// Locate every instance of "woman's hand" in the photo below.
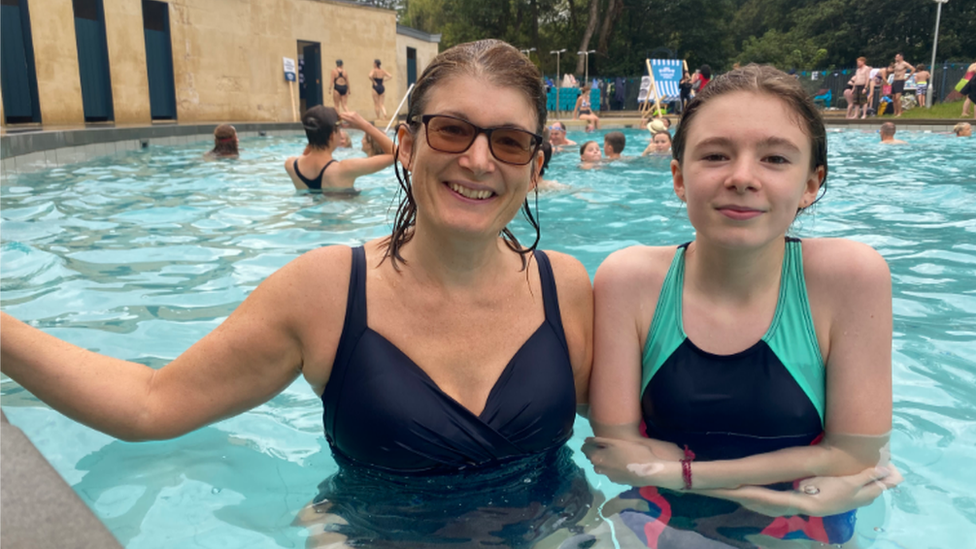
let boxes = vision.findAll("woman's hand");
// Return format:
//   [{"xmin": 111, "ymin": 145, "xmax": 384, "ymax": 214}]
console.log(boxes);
[
  {"xmin": 340, "ymin": 111, "xmax": 368, "ymax": 130},
  {"xmin": 709, "ymin": 465, "xmax": 903, "ymax": 518},
  {"xmin": 582, "ymin": 436, "xmax": 683, "ymax": 489}
]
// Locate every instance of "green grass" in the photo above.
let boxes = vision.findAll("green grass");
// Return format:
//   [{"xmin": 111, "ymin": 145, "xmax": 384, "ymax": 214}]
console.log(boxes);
[{"xmin": 898, "ymin": 100, "xmax": 972, "ymax": 119}]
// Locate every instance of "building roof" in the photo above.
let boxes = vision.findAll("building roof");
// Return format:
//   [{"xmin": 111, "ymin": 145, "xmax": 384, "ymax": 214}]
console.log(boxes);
[{"xmin": 396, "ymin": 24, "xmax": 441, "ymax": 43}]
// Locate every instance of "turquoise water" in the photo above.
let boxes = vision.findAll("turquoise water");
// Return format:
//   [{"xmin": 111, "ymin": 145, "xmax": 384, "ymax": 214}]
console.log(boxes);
[{"xmin": 1, "ymin": 128, "xmax": 974, "ymax": 547}]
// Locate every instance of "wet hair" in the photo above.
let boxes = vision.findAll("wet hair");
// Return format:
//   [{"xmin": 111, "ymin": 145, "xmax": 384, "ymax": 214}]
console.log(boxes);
[
  {"xmin": 953, "ymin": 122, "xmax": 971, "ymax": 136},
  {"xmin": 604, "ymin": 131, "xmax": 626, "ymax": 154},
  {"xmin": 362, "ymin": 133, "xmax": 383, "ymax": 156},
  {"xmin": 374, "ymin": 59, "xmax": 381, "ymax": 67},
  {"xmin": 386, "ymin": 39, "xmax": 547, "ymax": 270},
  {"xmin": 880, "ymin": 122, "xmax": 896, "ymax": 136},
  {"xmin": 673, "ymin": 64, "xmax": 828, "ymax": 209},
  {"xmin": 209, "ymin": 124, "xmax": 239, "ymax": 157},
  {"xmin": 580, "ymin": 140, "xmax": 598, "ymax": 157},
  {"xmin": 302, "ymin": 106, "xmax": 340, "ymax": 149},
  {"xmin": 653, "ymin": 130, "xmax": 672, "ymax": 144},
  {"xmin": 336, "ymin": 59, "xmax": 343, "ymax": 67},
  {"xmin": 540, "ymin": 131, "xmax": 553, "ymax": 177},
  {"xmin": 700, "ymin": 65, "xmax": 712, "ymax": 79}
]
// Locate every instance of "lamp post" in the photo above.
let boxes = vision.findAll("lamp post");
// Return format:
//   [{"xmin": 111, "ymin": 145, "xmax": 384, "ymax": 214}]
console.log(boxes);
[
  {"xmin": 550, "ymin": 49, "xmax": 566, "ymax": 117},
  {"xmin": 577, "ymin": 49, "xmax": 596, "ymax": 85},
  {"xmin": 520, "ymin": 48, "xmax": 536, "ymax": 58},
  {"xmin": 927, "ymin": 0, "xmax": 949, "ymax": 108}
]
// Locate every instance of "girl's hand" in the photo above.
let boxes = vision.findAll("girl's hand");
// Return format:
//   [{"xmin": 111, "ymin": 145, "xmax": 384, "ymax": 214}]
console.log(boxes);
[
  {"xmin": 339, "ymin": 111, "xmax": 366, "ymax": 129},
  {"xmin": 582, "ymin": 436, "xmax": 683, "ymax": 489}
]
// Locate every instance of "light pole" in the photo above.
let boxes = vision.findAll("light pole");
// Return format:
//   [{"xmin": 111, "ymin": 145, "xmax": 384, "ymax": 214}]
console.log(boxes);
[
  {"xmin": 520, "ymin": 48, "xmax": 536, "ymax": 58},
  {"xmin": 577, "ymin": 49, "xmax": 596, "ymax": 85},
  {"xmin": 927, "ymin": 0, "xmax": 949, "ymax": 108},
  {"xmin": 550, "ymin": 49, "xmax": 566, "ymax": 117}
]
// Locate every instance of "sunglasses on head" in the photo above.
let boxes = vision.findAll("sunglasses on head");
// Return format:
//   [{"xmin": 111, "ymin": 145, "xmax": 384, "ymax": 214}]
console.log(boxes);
[{"xmin": 413, "ymin": 114, "xmax": 542, "ymax": 166}]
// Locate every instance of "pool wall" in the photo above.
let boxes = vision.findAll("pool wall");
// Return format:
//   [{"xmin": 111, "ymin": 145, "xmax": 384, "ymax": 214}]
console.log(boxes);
[
  {"xmin": 1, "ymin": 122, "xmax": 304, "ymax": 178},
  {"xmin": 1, "ymin": 411, "xmax": 123, "ymax": 548}
]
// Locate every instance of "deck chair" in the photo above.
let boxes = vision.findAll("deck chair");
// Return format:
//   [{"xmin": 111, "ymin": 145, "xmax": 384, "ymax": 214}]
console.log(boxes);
[
  {"xmin": 813, "ymin": 88, "xmax": 832, "ymax": 109},
  {"xmin": 640, "ymin": 59, "xmax": 684, "ymax": 117}
]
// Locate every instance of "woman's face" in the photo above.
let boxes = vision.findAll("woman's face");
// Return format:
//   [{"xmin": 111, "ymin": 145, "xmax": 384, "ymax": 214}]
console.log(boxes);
[
  {"xmin": 652, "ymin": 133, "xmax": 671, "ymax": 153},
  {"xmin": 397, "ymin": 75, "xmax": 542, "ymax": 240},
  {"xmin": 581, "ymin": 142, "xmax": 602, "ymax": 162},
  {"xmin": 671, "ymin": 92, "xmax": 822, "ymax": 249}
]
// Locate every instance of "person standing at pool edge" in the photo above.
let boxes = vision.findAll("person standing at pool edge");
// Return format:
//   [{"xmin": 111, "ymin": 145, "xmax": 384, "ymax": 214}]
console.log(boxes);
[
  {"xmin": 284, "ymin": 106, "xmax": 394, "ymax": 191},
  {"xmin": 585, "ymin": 64, "xmax": 899, "ymax": 547},
  {"xmin": 368, "ymin": 59, "xmax": 392, "ymax": 121},
  {"xmin": 891, "ymin": 53, "xmax": 915, "ymax": 117},
  {"xmin": 329, "ymin": 60, "xmax": 350, "ymax": 114},
  {"xmin": 0, "ymin": 39, "xmax": 594, "ymax": 547}
]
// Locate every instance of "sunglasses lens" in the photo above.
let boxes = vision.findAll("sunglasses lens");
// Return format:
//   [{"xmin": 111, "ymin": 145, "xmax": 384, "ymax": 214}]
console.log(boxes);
[
  {"xmin": 426, "ymin": 117, "xmax": 476, "ymax": 153},
  {"xmin": 490, "ymin": 130, "xmax": 537, "ymax": 164}
]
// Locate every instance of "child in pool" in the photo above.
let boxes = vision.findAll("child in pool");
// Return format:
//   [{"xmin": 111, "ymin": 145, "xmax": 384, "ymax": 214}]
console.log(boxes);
[{"xmin": 579, "ymin": 140, "xmax": 602, "ymax": 170}]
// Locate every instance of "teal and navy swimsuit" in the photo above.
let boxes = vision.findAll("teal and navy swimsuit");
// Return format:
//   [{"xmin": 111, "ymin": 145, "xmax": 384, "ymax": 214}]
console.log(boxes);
[{"xmin": 620, "ymin": 238, "xmax": 856, "ymax": 548}]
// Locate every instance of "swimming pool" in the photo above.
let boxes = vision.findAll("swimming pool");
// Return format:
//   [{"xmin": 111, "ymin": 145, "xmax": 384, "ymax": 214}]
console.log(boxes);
[{"xmin": 2, "ymin": 127, "xmax": 974, "ymax": 547}]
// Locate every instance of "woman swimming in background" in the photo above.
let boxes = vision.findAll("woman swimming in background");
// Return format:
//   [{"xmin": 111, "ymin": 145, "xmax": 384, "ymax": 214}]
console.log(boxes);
[
  {"xmin": 284, "ymin": 106, "xmax": 393, "ymax": 192},
  {"xmin": 641, "ymin": 130, "xmax": 671, "ymax": 156},
  {"xmin": 579, "ymin": 139, "xmax": 602, "ymax": 170},
  {"xmin": 360, "ymin": 131, "xmax": 385, "ymax": 156},
  {"xmin": 574, "ymin": 84, "xmax": 600, "ymax": 130},
  {"xmin": 584, "ymin": 64, "xmax": 900, "ymax": 548},
  {"xmin": 204, "ymin": 124, "xmax": 239, "ymax": 159},
  {"xmin": 368, "ymin": 59, "xmax": 393, "ymax": 121},
  {"xmin": 330, "ymin": 60, "xmax": 350, "ymax": 114},
  {"xmin": 0, "ymin": 39, "xmax": 594, "ymax": 548}
]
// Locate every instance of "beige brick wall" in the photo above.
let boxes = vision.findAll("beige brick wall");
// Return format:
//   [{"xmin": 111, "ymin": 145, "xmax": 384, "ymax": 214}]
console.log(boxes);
[
  {"xmin": 103, "ymin": 0, "xmax": 151, "ymax": 124},
  {"xmin": 28, "ymin": 0, "xmax": 85, "ymax": 125},
  {"xmin": 395, "ymin": 33, "xmax": 440, "ymax": 116}
]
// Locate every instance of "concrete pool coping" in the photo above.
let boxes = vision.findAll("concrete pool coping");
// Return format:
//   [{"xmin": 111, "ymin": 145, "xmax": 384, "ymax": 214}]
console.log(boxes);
[
  {"xmin": 1, "ymin": 410, "xmax": 124, "ymax": 548},
  {"xmin": 2, "ymin": 117, "xmax": 969, "ymax": 177}
]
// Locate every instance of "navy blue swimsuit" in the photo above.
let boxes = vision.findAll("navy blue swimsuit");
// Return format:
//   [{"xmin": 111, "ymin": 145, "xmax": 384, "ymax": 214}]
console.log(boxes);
[
  {"xmin": 321, "ymin": 246, "xmax": 577, "ymax": 473},
  {"xmin": 293, "ymin": 158, "xmax": 336, "ymax": 190}
]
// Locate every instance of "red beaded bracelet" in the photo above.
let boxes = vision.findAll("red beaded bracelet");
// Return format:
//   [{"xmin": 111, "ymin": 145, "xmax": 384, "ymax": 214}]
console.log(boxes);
[{"xmin": 681, "ymin": 445, "xmax": 696, "ymax": 490}]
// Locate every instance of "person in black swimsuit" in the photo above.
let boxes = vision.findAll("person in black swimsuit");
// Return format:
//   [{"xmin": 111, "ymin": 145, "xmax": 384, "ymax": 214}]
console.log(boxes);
[
  {"xmin": 0, "ymin": 39, "xmax": 594, "ymax": 547},
  {"xmin": 368, "ymin": 59, "xmax": 393, "ymax": 121},
  {"xmin": 330, "ymin": 59, "xmax": 350, "ymax": 113},
  {"xmin": 284, "ymin": 106, "xmax": 394, "ymax": 192}
]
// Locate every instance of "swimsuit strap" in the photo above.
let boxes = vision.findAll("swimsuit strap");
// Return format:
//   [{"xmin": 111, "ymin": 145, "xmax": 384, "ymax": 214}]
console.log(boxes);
[
  {"xmin": 640, "ymin": 243, "xmax": 690, "ymax": 391},
  {"xmin": 533, "ymin": 250, "xmax": 569, "ymax": 354},
  {"xmin": 324, "ymin": 246, "xmax": 368, "ymax": 438}
]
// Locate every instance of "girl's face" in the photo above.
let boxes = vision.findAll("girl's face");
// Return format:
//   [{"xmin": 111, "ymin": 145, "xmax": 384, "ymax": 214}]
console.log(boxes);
[
  {"xmin": 652, "ymin": 133, "xmax": 671, "ymax": 153},
  {"xmin": 671, "ymin": 92, "xmax": 822, "ymax": 249},
  {"xmin": 581, "ymin": 142, "xmax": 602, "ymax": 162},
  {"xmin": 397, "ymin": 75, "xmax": 542, "ymax": 240}
]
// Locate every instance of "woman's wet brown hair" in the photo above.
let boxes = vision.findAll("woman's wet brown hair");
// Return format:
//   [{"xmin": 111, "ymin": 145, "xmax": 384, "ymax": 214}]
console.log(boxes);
[
  {"xmin": 385, "ymin": 39, "xmax": 547, "ymax": 270},
  {"xmin": 210, "ymin": 124, "xmax": 239, "ymax": 157},
  {"xmin": 672, "ymin": 64, "xmax": 828, "ymax": 207}
]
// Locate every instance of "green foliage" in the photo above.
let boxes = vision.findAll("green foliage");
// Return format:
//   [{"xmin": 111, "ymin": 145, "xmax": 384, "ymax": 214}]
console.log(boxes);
[{"xmin": 396, "ymin": 0, "xmax": 976, "ymax": 76}]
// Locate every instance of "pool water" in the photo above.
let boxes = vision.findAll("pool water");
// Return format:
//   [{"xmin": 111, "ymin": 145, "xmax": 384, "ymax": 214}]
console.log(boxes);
[{"xmin": 1, "ymin": 128, "xmax": 974, "ymax": 548}]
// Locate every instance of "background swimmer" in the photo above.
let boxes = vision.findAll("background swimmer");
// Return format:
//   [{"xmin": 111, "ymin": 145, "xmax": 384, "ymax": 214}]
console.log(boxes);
[
  {"xmin": 642, "ymin": 130, "xmax": 672, "ymax": 156},
  {"xmin": 204, "ymin": 124, "xmax": 239, "ymax": 159},
  {"xmin": 548, "ymin": 121, "xmax": 577, "ymax": 152},
  {"xmin": 603, "ymin": 131, "xmax": 626, "ymax": 160},
  {"xmin": 879, "ymin": 122, "xmax": 907, "ymax": 145},
  {"xmin": 579, "ymin": 140, "xmax": 602, "ymax": 169}
]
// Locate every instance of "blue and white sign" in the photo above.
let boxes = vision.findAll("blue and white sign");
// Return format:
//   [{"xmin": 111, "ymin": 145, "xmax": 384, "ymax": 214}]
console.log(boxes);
[
  {"xmin": 283, "ymin": 57, "xmax": 297, "ymax": 82},
  {"xmin": 648, "ymin": 59, "xmax": 683, "ymax": 101}
]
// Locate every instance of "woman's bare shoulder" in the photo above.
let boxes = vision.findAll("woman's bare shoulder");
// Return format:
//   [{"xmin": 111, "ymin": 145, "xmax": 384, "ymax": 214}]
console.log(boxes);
[
  {"xmin": 801, "ymin": 238, "xmax": 890, "ymax": 286},
  {"xmin": 595, "ymin": 245, "xmax": 678, "ymax": 290}
]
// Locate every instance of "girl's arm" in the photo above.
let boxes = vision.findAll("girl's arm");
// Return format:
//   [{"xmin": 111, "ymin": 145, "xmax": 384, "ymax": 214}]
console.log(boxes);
[
  {"xmin": 340, "ymin": 111, "xmax": 393, "ymax": 155},
  {"xmin": 586, "ymin": 240, "xmax": 893, "ymax": 491}
]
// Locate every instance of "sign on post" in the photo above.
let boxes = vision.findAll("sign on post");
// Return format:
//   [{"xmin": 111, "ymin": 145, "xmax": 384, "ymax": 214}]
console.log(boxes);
[{"xmin": 283, "ymin": 57, "xmax": 297, "ymax": 82}]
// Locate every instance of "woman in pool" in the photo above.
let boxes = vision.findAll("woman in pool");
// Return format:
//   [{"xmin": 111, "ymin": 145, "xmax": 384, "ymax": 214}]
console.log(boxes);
[
  {"xmin": 642, "ymin": 130, "xmax": 672, "ymax": 156},
  {"xmin": 0, "ymin": 39, "xmax": 593, "ymax": 547},
  {"xmin": 574, "ymin": 84, "xmax": 600, "ymax": 130},
  {"xmin": 330, "ymin": 59, "xmax": 350, "ymax": 114},
  {"xmin": 368, "ymin": 59, "xmax": 393, "ymax": 121},
  {"xmin": 204, "ymin": 124, "xmax": 239, "ymax": 159},
  {"xmin": 584, "ymin": 65, "xmax": 899, "ymax": 547},
  {"xmin": 284, "ymin": 106, "xmax": 393, "ymax": 192},
  {"xmin": 579, "ymin": 139, "xmax": 602, "ymax": 169}
]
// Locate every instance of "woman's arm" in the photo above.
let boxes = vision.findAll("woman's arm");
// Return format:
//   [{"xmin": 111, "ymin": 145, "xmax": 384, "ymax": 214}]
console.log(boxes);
[
  {"xmin": 0, "ymin": 246, "xmax": 352, "ymax": 441},
  {"xmin": 341, "ymin": 111, "xmax": 393, "ymax": 154},
  {"xmin": 545, "ymin": 251, "xmax": 593, "ymax": 412}
]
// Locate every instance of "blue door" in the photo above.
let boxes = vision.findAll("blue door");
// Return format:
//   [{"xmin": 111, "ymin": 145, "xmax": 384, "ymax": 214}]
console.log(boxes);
[
  {"xmin": 1, "ymin": 0, "xmax": 41, "ymax": 123},
  {"xmin": 142, "ymin": 0, "xmax": 176, "ymax": 119},
  {"xmin": 407, "ymin": 47, "xmax": 417, "ymax": 103},
  {"xmin": 302, "ymin": 44, "xmax": 322, "ymax": 108},
  {"xmin": 74, "ymin": 0, "xmax": 114, "ymax": 121}
]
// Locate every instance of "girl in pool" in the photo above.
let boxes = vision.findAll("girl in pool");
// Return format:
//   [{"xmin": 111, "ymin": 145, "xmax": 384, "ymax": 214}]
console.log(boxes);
[
  {"xmin": 284, "ymin": 107, "xmax": 393, "ymax": 192},
  {"xmin": 574, "ymin": 84, "xmax": 600, "ymax": 130},
  {"xmin": 0, "ymin": 39, "xmax": 594, "ymax": 547},
  {"xmin": 584, "ymin": 64, "xmax": 899, "ymax": 548},
  {"xmin": 204, "ymin": 124, "xmax": 239, "ymax": 159},
  {"xmin": 642, "ymin": 130, "xmax": 672, "ymax": 156},
  {"xmin": 368, "ymin": 59, "xmax": 393, "ymax": 121},
  {"xmin": 579, "ymin": 139, "xmax": 602, "ymax": 170}
]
